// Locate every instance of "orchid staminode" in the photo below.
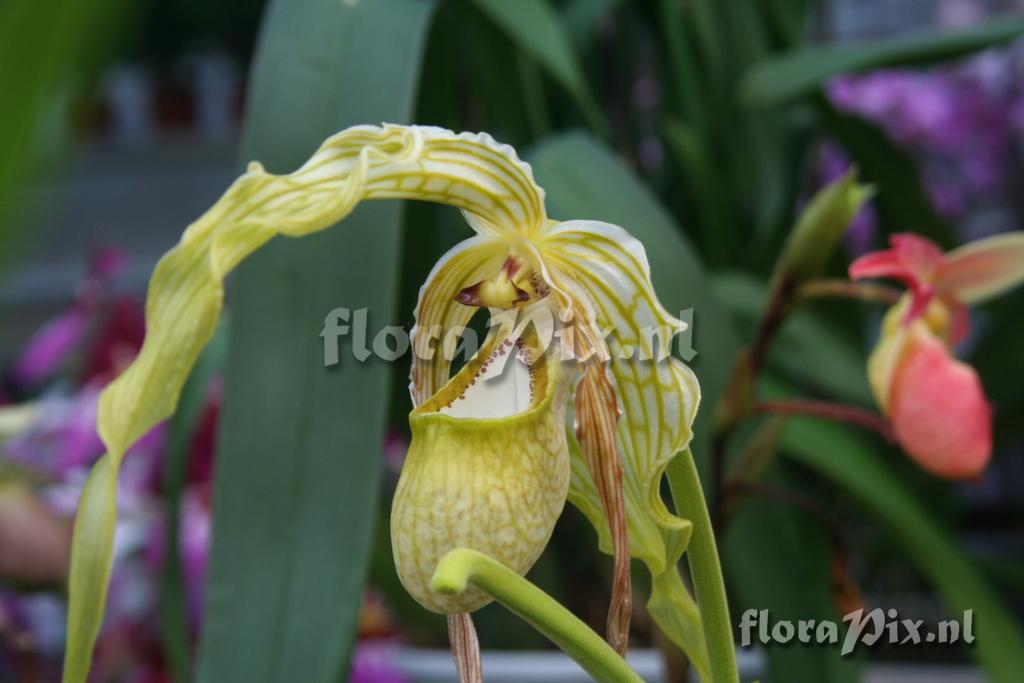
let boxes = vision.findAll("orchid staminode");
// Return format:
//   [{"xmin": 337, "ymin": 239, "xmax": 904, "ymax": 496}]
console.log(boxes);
[
  {"xmin": 62, "ymin": 125, "xmax": 710, "ymax": 682},
  {"xmin": 849, "ymin": 232, "xmax": 1024, "ymax": 479}
]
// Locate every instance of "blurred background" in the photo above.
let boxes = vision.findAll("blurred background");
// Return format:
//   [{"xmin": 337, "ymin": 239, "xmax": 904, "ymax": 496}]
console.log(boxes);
[{"xmin": 2, "ymin": 0, "xmax": 1024, "ymax": 682}]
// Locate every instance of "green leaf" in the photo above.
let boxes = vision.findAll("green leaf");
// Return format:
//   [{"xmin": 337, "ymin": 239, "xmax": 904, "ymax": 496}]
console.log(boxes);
[
  {"xmin": 770, "ymin": 382, "xmax": 1024, "ymax": 683},
  {"xmin": 470, "ymin": 0, "xmax": 606, "ymax": 132},
  {"xmin": 0, "ymin": 0, "xmax": 133, "ymax": 259},
  {"xmin": 159, "ymin": 321, "xmax": 229, "ymax": 683},
  {"xmin": 562, "ymin": 0, "xmax": 623, "ymax": 46},
  {"xmin": 742, "ymin": 17, "xmax": 1024, "ymax": 106},
  {"xmin": 723, "ymin": 461, "xmax": 862, "ymax": 683},
  {"xmin": 657, "ymin": 0, "xmax": 709, "ymax": 130},
  {"xmin": 193, "ymin": 2, "xmax": 435, "ymax": 683},
  {"xmin": 663, "ymin": 119, "xmax": 735, "ymax": 266}
]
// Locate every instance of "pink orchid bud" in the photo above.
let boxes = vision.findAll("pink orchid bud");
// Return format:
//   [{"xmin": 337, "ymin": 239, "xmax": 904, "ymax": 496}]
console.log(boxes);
[{"xmin": 887, "ymin": 327, "xmax": 991, "ymax": 480}]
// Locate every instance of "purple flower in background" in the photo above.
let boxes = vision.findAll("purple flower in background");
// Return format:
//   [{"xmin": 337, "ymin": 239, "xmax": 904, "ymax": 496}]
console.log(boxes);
[
  {"xmin": 348, "ymin": 641, "xmax": 406, "ymax": 683},
  {"xmin": 11, "ymin": 308, "xmax": 93, "ymax": 387},
  {"xmin": 381, "ymin": 430, "xmax": 409, "ymax": 473},
  {"xmin": 824, "ymin": 37, "xmax": 1024, "ymax": 230},
  {"xmin": 10, "ymin": 248, "xmax": 127, "ymax": 388},
  {"xmin": 180, "ymin": 486, "xmax": 211, "ymax": 626},
  {"xmin": 4, "ymin": 383, "xmax": 105, "ymax": 475}
]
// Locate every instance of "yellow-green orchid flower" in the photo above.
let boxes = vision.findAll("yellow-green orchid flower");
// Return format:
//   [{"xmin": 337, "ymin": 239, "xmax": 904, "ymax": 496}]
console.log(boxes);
[{"xmin": 62, "ymin": 124, "xmax": 708, "ymax": 682}]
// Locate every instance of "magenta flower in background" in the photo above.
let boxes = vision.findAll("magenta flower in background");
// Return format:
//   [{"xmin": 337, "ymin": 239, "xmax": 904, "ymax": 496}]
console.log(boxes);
[
  {"xmin": 11, "ymin": 308, "xmax": 93, "ymax": 387},
  {"xmin": 10, "ymin": 247, "xmax": 128, "ymax": 388},
  {"xmin": 348, "ymin": 641, "xmax": 406, "ymax": 683},
  {"xmin": 4, "ymin": 382, "xmax": 104, "ymax": 476},
  {"xmin": 824, "ymin": 37, "xmax": 1024, "ymax": 232}
]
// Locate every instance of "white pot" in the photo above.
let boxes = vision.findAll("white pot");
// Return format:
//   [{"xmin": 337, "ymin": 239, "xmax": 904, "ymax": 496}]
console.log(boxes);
[{"xmin": 391, "ymin": 646, "xmax": 764, "ymax": 682}]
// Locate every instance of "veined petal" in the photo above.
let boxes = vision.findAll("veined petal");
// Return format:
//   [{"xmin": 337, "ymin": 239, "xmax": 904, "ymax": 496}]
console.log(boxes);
[
  {"xmin": 936, "ymin": 231, "xmax": 1024, "ymax": 305},
  {"xmin": 567, "ymin": 434, "xmax": 709, "ymax": 675},
  {"xmin": 542, "ymin": 219, "xmax": 699, "ymax": 526},
  {"xmin": 540, "ymin": 219, "xmax": 704, "ymax": 665},
  {"xmin": 99, "ymin": 124, "xmax": 545, "ymax": 466},
  {"xmin": 410, "ymin": 235, "xmax": 507, "ymax": 405},
  {"xmin": 67, "ymin": 124, "xmax": 547, "ymax": 683}
]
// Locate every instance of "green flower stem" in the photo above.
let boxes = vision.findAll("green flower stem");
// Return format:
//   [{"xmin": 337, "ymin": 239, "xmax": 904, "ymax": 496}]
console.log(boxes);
[
  {"xmin": 431, "ymin": 548, "xmax": 644, "ymax": 683},
  {"xmin": 666, "ymin": 451, "xmax": 739, "ymax": 683}
]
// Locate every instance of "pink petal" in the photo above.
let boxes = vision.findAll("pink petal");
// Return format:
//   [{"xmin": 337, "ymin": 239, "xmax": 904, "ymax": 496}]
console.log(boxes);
[
  {"xmin": 849, "ymin": 249, "xmax": 915, "ymax": 282},
  {"xmin": 889, "ymin": 233, "xmax": 945, "ymax": 275},
  {"xmin": 12, "ymin": 307, "xmax": 91, "ymax": 385},
  {"xmin": 850, "ymin": 233, "xmax": 947, "ymax": 325},
  {"xmin": 90, "ymin": 247, "xmax": 128, "ymax": 281},
  {"xmin": 935, "ymin": 232, "xmax": 1024, "ymax": 305},
  {"xmin": 888, "ymin": 329, "xmax": 991, "ymax": 480}
]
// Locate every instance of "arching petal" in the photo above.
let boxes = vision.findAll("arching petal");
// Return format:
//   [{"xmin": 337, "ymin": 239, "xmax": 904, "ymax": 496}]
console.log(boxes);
[
  {"xmin": 99, "ymin": 125, "xmax": 543, "ymax": 465},
  {"xmin": 65, "ymin": 125, "xmax": 545, "ymax": 682},
  {"xmin": 409, "ymin": 235, "xmax": 506, "ymax": 405},
  {"xmin": 936, "ymin": 232, "xmax": 1024, "ymax": 305}
]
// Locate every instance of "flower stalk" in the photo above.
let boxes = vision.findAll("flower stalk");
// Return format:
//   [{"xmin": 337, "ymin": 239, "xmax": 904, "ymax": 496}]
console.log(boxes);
[
  {"xmin": 796, "ymin": 278, "xmax": 901, "ymax": 305},
  {"xmin": 666, "ymin": 451, "xmax": 738, "ymax": 683},
  {"xmin": 752, "ymin": 399, "xmax": 895, "ymax": 444},
  {"xmin": 432, "ymin": 548, "xmax": 645, "ymax": 683}
]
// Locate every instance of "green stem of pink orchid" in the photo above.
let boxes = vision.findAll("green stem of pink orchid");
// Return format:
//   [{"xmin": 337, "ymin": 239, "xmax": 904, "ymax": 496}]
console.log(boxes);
[{"xmin": 667, "ymin": 450, "xmax": 739, "ymax": 683}]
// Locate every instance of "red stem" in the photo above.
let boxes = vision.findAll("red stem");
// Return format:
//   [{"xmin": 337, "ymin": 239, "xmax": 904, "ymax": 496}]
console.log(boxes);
[{"xmin": 752, "ymin": 399, "xmax": 895, "ymax": 444}]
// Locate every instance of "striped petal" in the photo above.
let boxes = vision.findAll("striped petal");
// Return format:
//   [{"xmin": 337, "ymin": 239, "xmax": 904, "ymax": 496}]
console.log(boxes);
[
  {"xmin": 539, "ymin": 219, "xmax": 705, "ymax": 667},
  {"xmin": 63, "ymin": 124, "xmax": 548, "ymax": 683},
  {"xmin": 936, "ymin": 232, "xmax": 1024, "ymax": 305},
  {"xmin": 409, "ymin": 235, "xmax": 507, "ymax": 405}
]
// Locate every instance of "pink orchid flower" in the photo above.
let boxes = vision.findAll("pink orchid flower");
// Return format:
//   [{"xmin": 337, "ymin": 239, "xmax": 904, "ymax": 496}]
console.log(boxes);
[
  {"xmin": 849, "ymin": 232, "xmax": 1024, "ymax": 479},
  {"xmin": 11, "ymin": 248, "xmax": 128, "ymax": 388}
]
